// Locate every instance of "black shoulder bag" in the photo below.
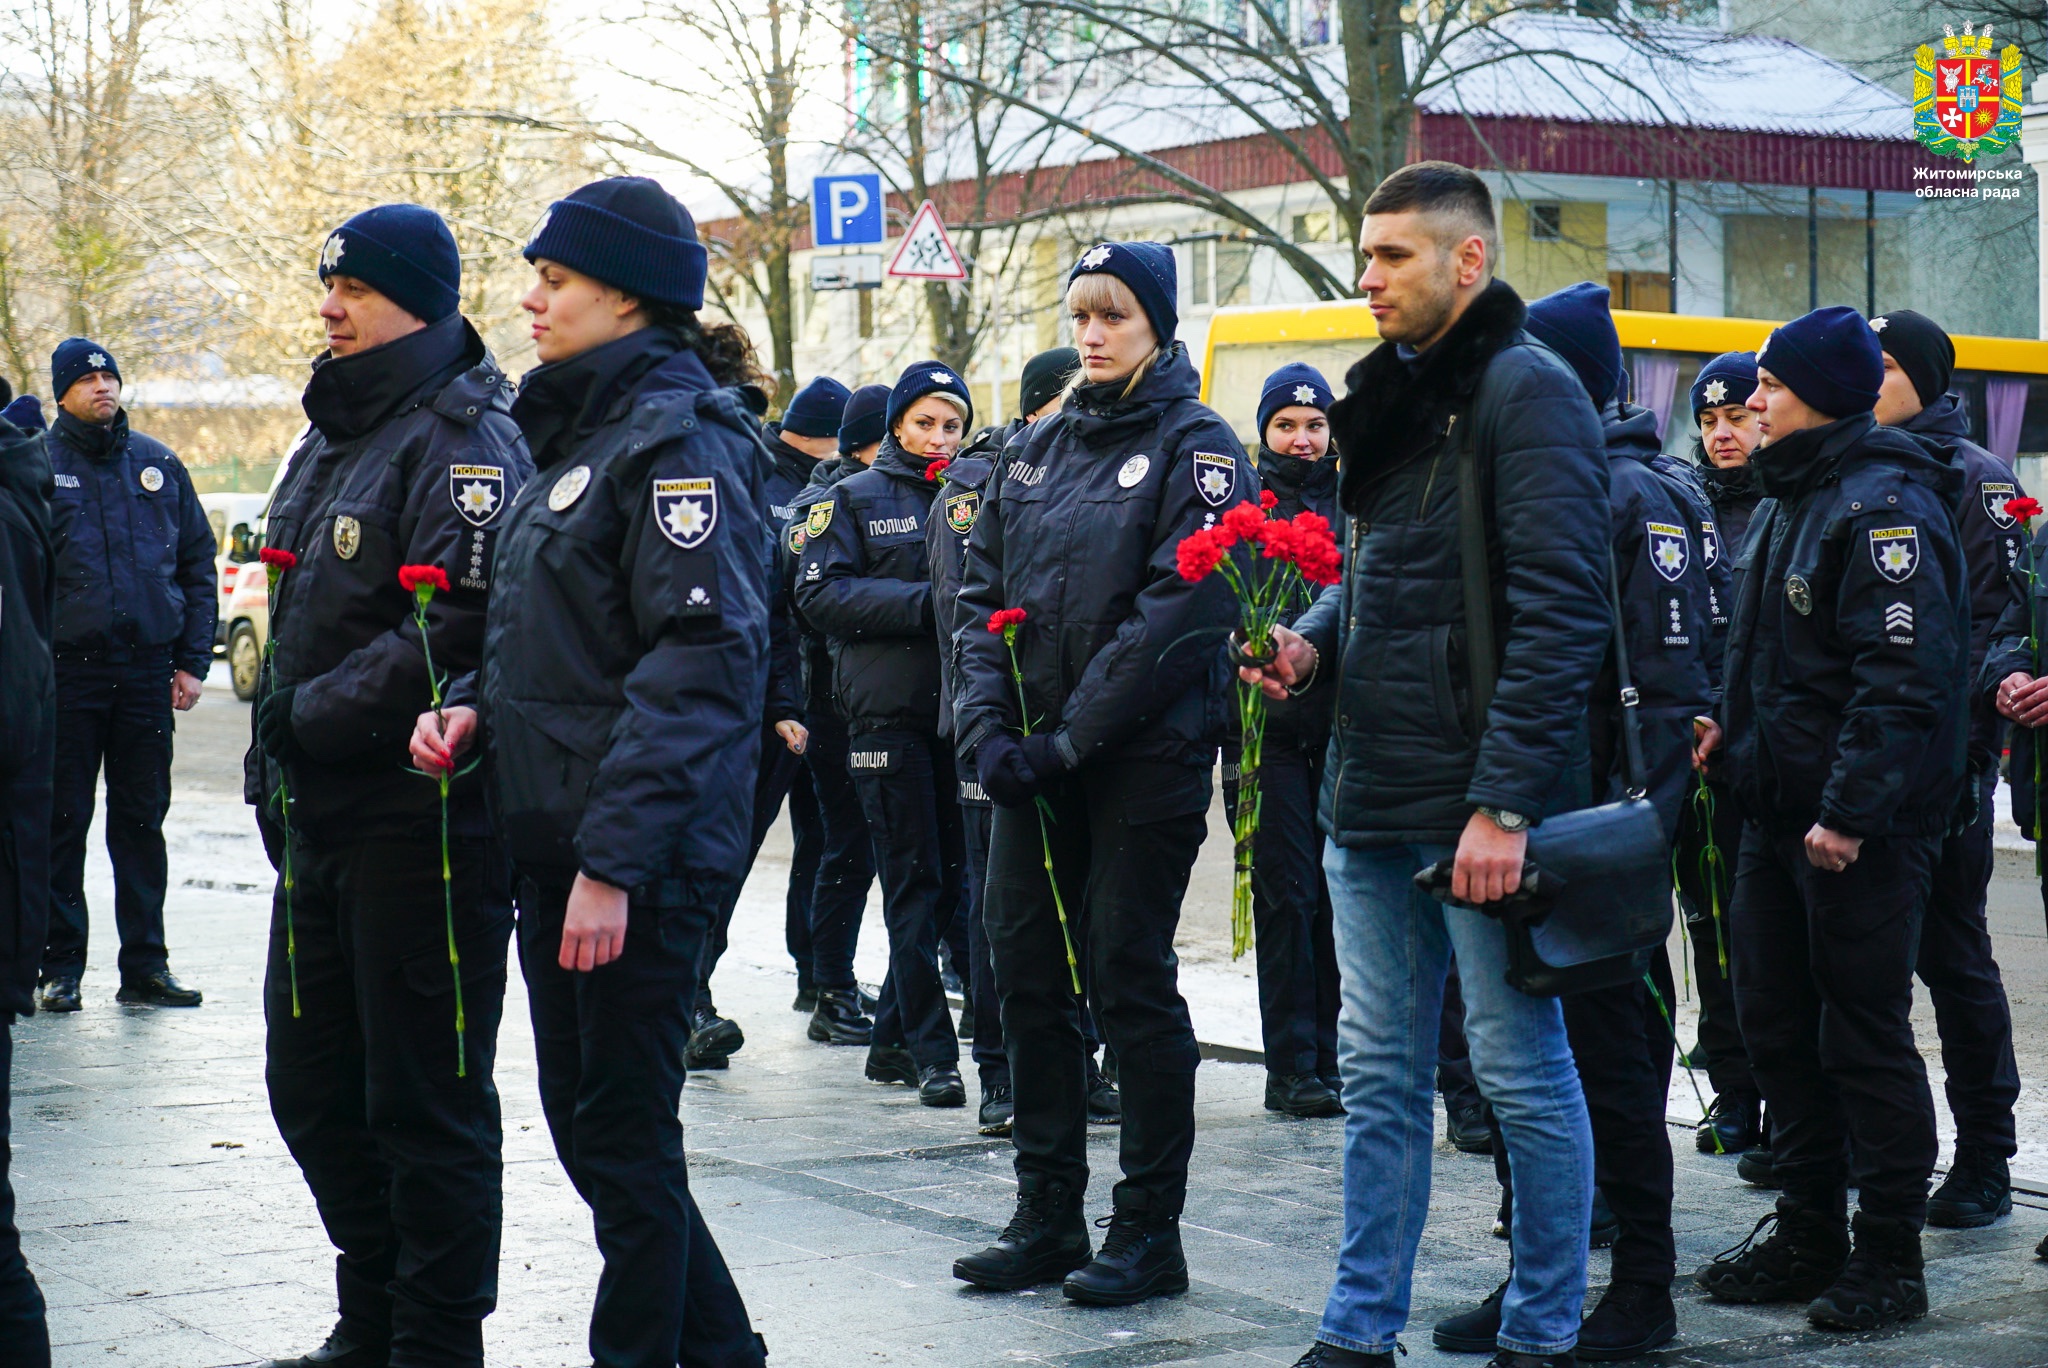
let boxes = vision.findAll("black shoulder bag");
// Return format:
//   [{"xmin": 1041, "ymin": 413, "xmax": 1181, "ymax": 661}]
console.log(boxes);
[{"xmin": 1417, "ymin": 404, "xmax": 1674, "ymax": 997}]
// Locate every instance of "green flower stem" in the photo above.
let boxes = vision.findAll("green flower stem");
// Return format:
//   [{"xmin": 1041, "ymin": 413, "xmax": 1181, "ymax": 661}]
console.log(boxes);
[
  {"xmin": 413, "ymin": 585, "xmax": 467, "ymax": 1077},
  {"xmin": 1643, "ymin": 971, "xmax": 1721, "ymax": 1154},
  {"xmin": 263, "ymin": 564, "xmax": 301, "ymax": 1019},
  {"xmin": 1004, "ymin": 626, "xmax": 1080, "ymax": 994}
]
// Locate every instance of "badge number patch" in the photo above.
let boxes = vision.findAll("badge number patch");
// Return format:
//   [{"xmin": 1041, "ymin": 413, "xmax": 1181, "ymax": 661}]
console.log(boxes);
[
  {"xmin": 549, "ymin": 465, "xmax": 591, "ymax": 512},
  {"xmin": 1193, "ymin": 451, "xmax": 1235, "ymax": 506},
  {"xmin": 1985, "ymin": 481, "xmax": 2018, "ymax": 528},
  {"xmin": 138, "ymin": 465, "xmax": 163, "ymax": 492},
  {"xmin": 450, "ymin": 464, "xmax": 506, "ymax": 527},
  {"xmin": 1870, "ymin": 526, "xmax": 1920, "ymax": 583},
  {"xmin": 806, "ymin": 500, "xmax": 834, "ymax": 538},
  {"xmin": 1646, "ymin": 522, "xmax": 1688, "ymax": 583},
  {"xmin": 653, "ymin": 477, "xmax": 717, "ymax": 550},
  {"xmin": 945, "ymin": 490, "xmax": 980, "ymax": 534},
  {"xmin": 1885, "ymin": 600, "xmax": 1915, "ymax": 645},
  {"xmin": 333, "ymin": 515, "xmax": 361, "ymax": 560}
]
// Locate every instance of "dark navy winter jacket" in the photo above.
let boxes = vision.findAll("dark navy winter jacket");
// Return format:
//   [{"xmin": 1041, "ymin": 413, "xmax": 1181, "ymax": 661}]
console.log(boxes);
[
  {"xmin": 783, "ymin": 455, "xmax": 865, "ymax": 717},
  {"xmin": 1602, "ymin": 404, "xmax": 1715, "ymax": 835},
  {"xmin": 248, "ymin": 314, "xmax": 530, "ymax": 839},
  {"xmin": 471, "ymin": 331, "xmax": 771, "ymax": 894},
  {"xmin": 955, "ymin": 344, "xmax": 1250, "ymax": 771},
  {"xmin": 1295, "ymin": 281, "xmax": 1612, "ymax": 847},
  {"xmin": 0, "ymin": 417, "xmax": 55, "ymax": 1015},
  {"xmin": 1897, "ymin": 391, "xmax": 2026, "ymax": 776},
  {"xmin": 1645, "ymin": 440, "xmax": 1731, "ymax": 693},
  {"xmin": 1720, "ymin": 412, "xmax": 1968, "ymax": 839},
  {"xmin": 760, "ymin": 425, "xmax": 818, "ymax": 724},
  {"xmin": 930, "ymin": 420, "xmax": 1017, "ymax": 750},
  {"xmin": 796, "ymin": 436, "xmax": 947, "ymax": 734},
  {"xmin": 46, "ymin": 411, "xmax": 216, "ymax": 676},
  {"xmin": 1228, "ymin": 446, "xmax": 1342, "ymax": 757}
]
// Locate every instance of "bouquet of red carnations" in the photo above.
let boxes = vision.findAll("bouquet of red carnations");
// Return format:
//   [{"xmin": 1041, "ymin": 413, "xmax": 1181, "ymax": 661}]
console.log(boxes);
[{"xmin": 1176, "ymin": 494, "xmax": 1341, "ymax": 957}]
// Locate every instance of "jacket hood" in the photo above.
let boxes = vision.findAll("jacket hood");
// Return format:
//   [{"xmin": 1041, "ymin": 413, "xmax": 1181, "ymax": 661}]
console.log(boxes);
[
  {"xmin": 1755, "ymin": 411, "xmax": 1964, "ymax": 506},
  {"xmin": 763, "ymin": 424, "xmax": 821, "ymax": 486},
  {"xmin": 1064, "ymin": 342, "xmax": 1201, "ymax": 450},
  {"xmin": 49, "ymin": 407, "xmax": 127, "ymax": 460},
  {"xmin": 1898, "ymin": 390, "xmax": 1971, "ymax": 443},
  {"xmin": 1330, "ymin": 278, "xmax": 1528, "ymax": 511},
  {"xmin": 512, "ymin": 325, "xmax": 683, "ymax": 468},
  {"xmin": 1258, "ymin": 446, "xmax": 1338, "ymax": 501},
  {"xmin": 304, "ymin": 312, "xmax": 484, "ymax": 444},
  {"xmin": 0, "ymin": 418, "xmax": 49, "ymax": 504},
  {"xmin": 1602, "ymin": 401, "xmax": 1664, "ymax": 465}
]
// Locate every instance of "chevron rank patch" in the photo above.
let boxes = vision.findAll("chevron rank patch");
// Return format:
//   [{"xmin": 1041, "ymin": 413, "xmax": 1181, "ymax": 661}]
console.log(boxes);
[
  {"xmin": 1884, "ymin": 599, "xmax": 1915, "ymax": 646},
  {"xmin": 1870, "ymin": 527, "xmax": 1919, "ymax": 583},
  {"xmin": 1193, "ymin": 451, "xmax": 1236, "ymax": 506}
]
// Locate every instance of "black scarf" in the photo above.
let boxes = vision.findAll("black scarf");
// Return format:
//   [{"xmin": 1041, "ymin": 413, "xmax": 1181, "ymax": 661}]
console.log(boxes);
[
  {"xmin": 1258, "ymin": 446, "xmax": 1338, "ymax": 504},
  {"xmin": 51, "ymin": 408, "xmax": 126, "ymax": 460},
  {"xmin": 302, "ymin": 313, "xmax": 481, "ymax": 444},
  {"xmin": 512, "ymin": 326, "xmax": 680, "ymax": 470}
]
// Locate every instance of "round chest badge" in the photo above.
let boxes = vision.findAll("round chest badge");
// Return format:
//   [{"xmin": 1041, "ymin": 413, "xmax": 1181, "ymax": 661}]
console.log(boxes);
[
  {"xmin": 1117, "ymin": 454, "xmax": 1150, "ymax": 488},
  {"xmin": 138, "ymin": 466, "xmax": 163, "ymax": 492},
  {"xmin": 1786, "ymin": 574, "xmax": 1812, "ymax": 616},
  {"xmin": 332, "ymin": 515, "xmax": 361, "ymax": 560},
  {"xmin": 549, "ymin": 465, "xmax": 592, "ymax": 512}
]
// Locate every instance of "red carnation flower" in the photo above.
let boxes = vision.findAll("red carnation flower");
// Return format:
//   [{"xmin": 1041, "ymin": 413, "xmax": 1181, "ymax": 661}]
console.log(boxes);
[
  {"xmin": 926, "ymin": 458, "xmax": 952, "ymax": 483},
  {"xmin": 398, "ymin": 564, "xmax": 451, "ymax": 596},
  {"xmin": 1288, "ymin": 512, "xmax": 1342, "ymax": 585},
  {"xmin": 1260, "ymin": 490, "xmax": 1278, "ymax": 510},
  {"xmin": 2008, "ymin": 496, "xmax": 2043, "ymax": 523},
  {"xmin": 987, "ymin": 607, "xmax": 1028, "ymax": 633},
  {"xmin": 1176, "ymin": 527, "xmax": 1228, "ymax": 582},
  {"xmin": 1219, "ymin": 501, "xmax": 1267, "ymax": 544},
  {"xmin": 259, "ymin": 547, "xmax": 297, "ymax": 571}
]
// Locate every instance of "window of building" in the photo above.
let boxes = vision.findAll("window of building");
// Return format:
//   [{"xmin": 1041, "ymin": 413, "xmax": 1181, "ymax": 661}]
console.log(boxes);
[
  {"xmin": 1528, "ymin": 202, "xmax": 1563, "ymax": 242},
  {"xmin": 1298, "ymin": 0, "xmax": 1331, "ymax": 45},
  {"xmin": 1292, "ymin": 211, "xmax": 1332, "ymax": 244}
]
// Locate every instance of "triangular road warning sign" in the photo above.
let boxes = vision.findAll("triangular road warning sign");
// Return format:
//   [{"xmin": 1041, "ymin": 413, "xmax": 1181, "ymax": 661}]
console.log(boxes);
[{"xmin": 885, "ymin": 200, "xmax": 968, "ymax": 282}]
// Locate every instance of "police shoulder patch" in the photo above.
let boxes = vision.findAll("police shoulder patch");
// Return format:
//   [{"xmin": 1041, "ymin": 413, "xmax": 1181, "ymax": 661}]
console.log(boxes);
[
  {"xmin": 787, "ymin": 522, "xmax": 808, "ymax": 556},
  {"xmin": 1193, "ymin": 450, "xmax": 1236, "ymax": 507},
  {"xmin": 1699, "ymin": 519, "xmax": 1721, "ymax": 569},
  {"xmin": 806, "ymin": 499, "xmax": 834, "ymax": 537},
  {"xmin": 1646, "ymin": 521, "xmax": 1688, "ymax": 582},
  {"xmin": 945, "ymin": 489, "xmax": 979, "ymax": 535},
  {"xmin": 653, "ymin": 476, "xmax": 717, "ymax": 549},
  {"xmin": 1869, "ymin": 526, "xmax": 1920, "ymax": 583},
  {"xmin": 450, "ymin": 464, "xmax": 506, "ymax": 527},
  {"xmin": 1984, "ymin": 481, "xmax": 2018, "ymax": 529}
]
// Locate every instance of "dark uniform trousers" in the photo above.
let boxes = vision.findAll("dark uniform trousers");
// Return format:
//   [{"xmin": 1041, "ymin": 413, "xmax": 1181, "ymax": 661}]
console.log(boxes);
[
  {"xmin": 47, "ymin": 651, "xmax": 175, "ymax": 981},
  {"xmin": 784, "ymin": 760, "xmax": 823, "ymax": 989},
  {"xmin": 959, "ymin": 798, "xmax": 1009, "ymax": 1087},
  {"xmin": 1222, "ymin": 745, "xmax": 1339, "ymax": 1078},
  {"xmin": 1560, "ymin": 957, "xmax": 1677, "ymax": 1287},
  {"xmin": 801, "ymin": 709, "xmax": 873, "ymax": 992},
  {"xmin": 1674, "ymin": 777, "xmax": 1754, "ymax": 1105},
  {"xmin": 1920, "ymin": 776, "xmax": 2019, "ymax": 1156},
  {"xmin": 0, "ymin": 814, "xmax": 50, "ymax": 1367},
  {"xmin": 264, "ymin": 834, "xmax": 512, "ymax": 1366},
  {"xmin": 853, "ymin": 730, "xmax": 962, "ymax": 1070},
  {"xmin": 986, "ymin": 760, "xmax": 1206, "ymax": 1215},
  {"xmin": 695, "ymin": 722, "xmax": 805, "ymax": 1012},
  {"xmin": 516, "ymin": 874, "xmax": 764, "ymax": 1368},
  {"xmin": 1731, "ymin": 826, "xmax": 1940, "ymax": 1226}
]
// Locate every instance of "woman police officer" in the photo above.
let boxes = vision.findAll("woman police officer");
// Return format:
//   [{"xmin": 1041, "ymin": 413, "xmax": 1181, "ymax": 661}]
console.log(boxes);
[
  {"xmin": 794, "ymin": 362, "xmax": 971, "ymax": 1107},
  {"xmin": 949, "ymin": 241, "xmax": 1252, "ymax": 1305},
  {"xmin": 410, "ymin": 176, "xmax": 770, "ymax": 1367}
]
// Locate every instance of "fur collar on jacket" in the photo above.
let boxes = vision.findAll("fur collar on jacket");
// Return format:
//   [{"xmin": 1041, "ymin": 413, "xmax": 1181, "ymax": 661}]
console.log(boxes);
[{"xmin": 1329, "ymin": 278, "xmax": 1527, "ymax": 511}]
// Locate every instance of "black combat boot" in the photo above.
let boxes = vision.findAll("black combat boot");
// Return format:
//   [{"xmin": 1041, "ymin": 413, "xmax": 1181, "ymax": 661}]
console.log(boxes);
[
  {"xmin": 1575, "ymin": 1279, "xmax": 1676, "ymax": 1361},
  {"xmin": 978, "ymin": 1081, "xmax": 1014, "ymax": 1136},
  {"xmin": 684, "ymin": 1000, "xmax": 743, "ymax": 1068},
  {"xmin": 1446, "ymin": 1101, "xmax": 1495, "ymax": 1154},
  {"xmin": 1063, "ymin": 1209, "xmax": 1189, "ymax": 1305},
  {"xmin": 1926, "ymin": 1145, "xmax": 2011, "ymax": 1229},
  {"xmin": 1432, "ymin": 1276, "xmax": 1506, "ymax": 1351},
  {"xmin": 952, "ymin": 1180, "xmax": 1092, "ymax": 1290},
  {"xmin": 1265, "ymin": 1072, "xmax": 1344, "ymax": 1118},
  {"xmin": 263, "ymin": 1328, "xmax": 388, "ymax": 1368},
  {"xmin": 1695, "ymin": 1093, "xmax": 1760, "ymax": 1155},
  {"xmin": 1291, "ymin": 1345, "xmax": 1396, "ymax": 1367},
  {"xmin": 1085, "ymin": 1055, "xmax": 1122, "ymax": 1125},
  {"xmin": 1735, "ymin": 1145, "xmax": 1779, "ymax": 1188},
  {"xmin": 1695, "ymin": 1198, "xmax": 1849, "ymax": 1303},
  {"xmin": 917, "ymin": 1063, "xmax": 965, "ymax": 1107},
  {"xmin": 807, "ymin": 988, "xmax": 873, "ymax": 1045},
  {"xmin": 1806, "ymin": 1210, "xmax": 1928, "ymax": 1331},
  {"xmin": 863, "ymin": 1044, "xmax": 917, "ymax": 1086}
]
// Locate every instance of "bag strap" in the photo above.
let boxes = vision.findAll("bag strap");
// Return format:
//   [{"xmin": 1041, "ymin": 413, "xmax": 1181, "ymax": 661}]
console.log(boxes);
[{"xmin": 1452, "ymin": 403, "xmax": 1648, "ymax": 800}]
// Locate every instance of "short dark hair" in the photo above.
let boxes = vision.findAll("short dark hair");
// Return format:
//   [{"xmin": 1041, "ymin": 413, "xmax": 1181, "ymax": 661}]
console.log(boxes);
[{"xmin": 1364, "ymin": 160, "xmax": 1500, "ymax": 274}]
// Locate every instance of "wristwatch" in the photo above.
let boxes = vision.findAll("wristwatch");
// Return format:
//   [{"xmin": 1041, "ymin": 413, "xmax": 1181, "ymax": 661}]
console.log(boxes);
[{"xmin": 1477, "ymin": 805, "xmax": 1530, "ymax": 833}]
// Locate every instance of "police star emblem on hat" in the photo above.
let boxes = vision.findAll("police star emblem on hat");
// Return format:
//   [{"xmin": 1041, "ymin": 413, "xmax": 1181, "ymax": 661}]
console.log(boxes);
[
  {"xmin": 1079, "ymin": 243, "xmax": 1113, "ymax": 270},
  {"xmin": 1703, "ymin": 380, "xmax": 1727, "ymax": 405},
  {"xmin": 1870, "ymin": 316, "xmax": 1889, "ymax": 331},
  {"xmin": 320, "ymin": 235, "xmax": 345, "ymax": 272},
  {"xmin": 1292, "ymin": 383, "xmax": 1317, "ymax": 404},
  {"xmin": 929, "ymin": 370, "xmax": 953, "ymax": 386},
  {"xmin": 88, "ymin": 352, "xmax": 107, "ymax": 370}
]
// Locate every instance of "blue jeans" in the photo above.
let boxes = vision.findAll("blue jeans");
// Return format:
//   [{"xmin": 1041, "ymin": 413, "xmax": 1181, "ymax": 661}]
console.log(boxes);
[{"xmin": 1317, "ymin": 841, "xmax": 1591, "ymax": 1358}]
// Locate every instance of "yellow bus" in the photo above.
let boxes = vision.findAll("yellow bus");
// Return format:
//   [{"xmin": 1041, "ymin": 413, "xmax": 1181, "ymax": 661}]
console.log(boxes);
[{"xmin": 1200, "ymin": 303, "xmax": 2048, "ymax": 483}]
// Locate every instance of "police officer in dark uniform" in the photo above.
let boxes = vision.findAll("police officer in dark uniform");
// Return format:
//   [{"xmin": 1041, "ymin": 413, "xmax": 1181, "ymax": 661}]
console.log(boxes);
[
  {"xmin": 1870, "ymin": 308, "xmax": 2023, "ymax": 1230},
  {"xmin": 252, "ymin": 204, "xmax": 530, "ymax": 1368},
  {"xmin": 952, "ymin": 242, "xmax": 1247, "ymax": 1305},
  {"xmin": 414, "ymin": 176, "xmax": 771, "ymax": 1368},
  {"xmin": 1697, "ymin": 306, "xmax": 1966, "ymax": 1333},
  {"xmin": 796, "ymin": 361, "xmax": 969, "ymax": 1107},
  {"xmin": 787, "ymin": 386, "xmax": 885, "ymax": 1048},
  {"xmin": 40, "ymin": 338, "xmax": 215, "ymax": 1011},
  {"xmin": 1226, "ymin": 363, "xmax": 1342, "ymax": 1120},
  {"xmin": 0, "ymin": 393, "xmax": 54, "ymax": 1361},
  {"xmin": 1680, "ymin": 351, "xmax": 1766, "ymax": 1159},
  {"xmin": 932, "ymin": 347, "xmax": 1077, "ymax": 1135},
  {"xmin": 685, "ymin": 375, "xmax": 847, "ymax": 1067}
]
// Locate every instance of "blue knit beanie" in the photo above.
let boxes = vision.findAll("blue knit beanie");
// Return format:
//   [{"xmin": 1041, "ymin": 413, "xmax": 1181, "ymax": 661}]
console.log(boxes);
[
  {"xmin": 318, "ymin": 204, "xmax": 461, "ymax": 325},
  {"xmin": 1068, "ymin": 241, "xmax": 1179, "ymax": 343},
  {"xmin": 525, "ymin": 177, "xmax": 708, "ymax": 310},
  {"xmin": 1758, "ymin": 306, "xmax": 1883, "ymax": 419},
  {"xmin": 1256, "ymin": 363, "xmax": 1333, "ymax": 445},
  {"xmin": 1, "ymin": 394, "xmax": 43, "ymax": 433},
  {"xmin": 782, "ymin": 376, "xmax": 851, "ymax": 439},
  {"xmin": 1525, "ymin": 282, "xmax": 1622, "ymax": 409},
  {"xmin": 51, "ymin": 338, "xmax": 119, "ymax": 403},
  {"xmin": 1690, "ymin": 351, "xmax": 1759, "ymax": 424},
  {"xmin": 886, "ymin": 361, "xmax": 973, "ymax": 431},
  {"xmin": 839, "ymin": 384, "xmax": 891, "ymax": 455}
]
